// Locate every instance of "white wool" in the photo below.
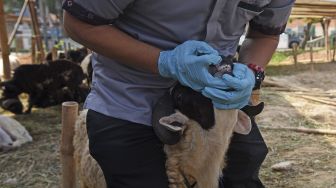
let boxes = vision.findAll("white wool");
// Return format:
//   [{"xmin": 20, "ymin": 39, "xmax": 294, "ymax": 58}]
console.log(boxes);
[
  {"xmin": 0, "ymin": 115, "xmax": 32, "ymax": 151},
  {"xmin": 0, "ymin": 55, "xmax": 21, "ymax": 77},
  {"xmin": 80, "ymin": 54, "xmax": 92, "ymax": 75}
]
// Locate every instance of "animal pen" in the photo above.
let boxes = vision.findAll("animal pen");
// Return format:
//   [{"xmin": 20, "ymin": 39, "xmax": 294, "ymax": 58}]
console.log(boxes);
[
  {"xmin": 1, "ymin": 0, "xmax": 336, "ymax": 187},
  {"xmin": 0, "ymin": 0, "xmax": 45, "ymax": 80},
  {"xmin": 0, "ymin": 0, "xmax": 80, "ymax": 80}
]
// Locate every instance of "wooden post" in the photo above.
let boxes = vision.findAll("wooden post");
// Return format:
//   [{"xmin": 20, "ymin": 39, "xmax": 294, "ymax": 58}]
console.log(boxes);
[
  {"xmin": 310, "ymin": 46, "xmax": 314, "ymax": 72},
  {"xmin": 52, "ymin": 47, "xmax": 58, "ymax": 61},
  {"xmin": 31, "ymin": 36, "xmax": 36, "ymax": 64},
  {"xmin": 0, "ymin": 0, "xmax": 11, "ymax": 80},
  {"xmin": 292, "ymin": 43, "xmax": 298, "ymax": 68},
  {"xmin": 324, "ymin": 18, "xmax": 331, "ymax": 62},
  {"xmin": 28, "ymin": 0, "xmax": 45, "ymax": 63},
  {"xmin": 309, "ymin": 46, "xmax": 313, "ymax": 63},
  {"xmin": 333, "ymin": 37, "xmax": 336, "ymax": 62},
  {"xmin": 61, "ymin": 101, "xmax": 78, "ymax": 188}
]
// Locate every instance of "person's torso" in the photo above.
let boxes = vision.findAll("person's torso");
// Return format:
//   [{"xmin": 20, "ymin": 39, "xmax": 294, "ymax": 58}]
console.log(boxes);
[{"xmin": 85, "ymin": 0, "xmax": 271, "ymax": 125}]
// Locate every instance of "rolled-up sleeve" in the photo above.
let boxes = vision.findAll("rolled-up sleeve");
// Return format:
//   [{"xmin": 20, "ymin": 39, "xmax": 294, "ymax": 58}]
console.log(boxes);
[
  {"xmin": 250, "ymin": 0, "xmax": 295, "ymax": 35},
  {"xmin": 62, "ymin": 0, "xmax": 135, "ymax": 25}
]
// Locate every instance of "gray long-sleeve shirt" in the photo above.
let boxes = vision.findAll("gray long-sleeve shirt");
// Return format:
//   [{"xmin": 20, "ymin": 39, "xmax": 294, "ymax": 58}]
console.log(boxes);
[{"xmin": 63, "ymin": 0, "xmax": 294, "ymax": 126}]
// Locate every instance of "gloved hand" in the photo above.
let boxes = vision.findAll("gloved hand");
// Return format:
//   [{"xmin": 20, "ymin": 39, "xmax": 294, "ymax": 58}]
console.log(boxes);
[
  {"xmin": 158, "ymin": 40, "xmax": 229, "ymax": 91},
  {"xmin": 201, "ymin": 63, "xmax": 255, "ymax": 109}
]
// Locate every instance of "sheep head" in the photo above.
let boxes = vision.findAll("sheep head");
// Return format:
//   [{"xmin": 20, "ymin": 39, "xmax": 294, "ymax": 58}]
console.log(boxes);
[{"xmin": 153, "ymin": 84, "xmax": 259, "ymax": 145}]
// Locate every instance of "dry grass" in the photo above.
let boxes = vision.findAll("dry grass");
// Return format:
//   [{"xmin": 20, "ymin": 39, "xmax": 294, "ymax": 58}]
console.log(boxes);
[{"xmin": 0, "ymin": 106, "xmax": 63, "ymax": 188}]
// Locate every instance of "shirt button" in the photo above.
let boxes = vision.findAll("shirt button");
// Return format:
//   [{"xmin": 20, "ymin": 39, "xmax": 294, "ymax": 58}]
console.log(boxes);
[{"xmin": 67, "ymin": 0, "xmax": 73, "ymax": 7}]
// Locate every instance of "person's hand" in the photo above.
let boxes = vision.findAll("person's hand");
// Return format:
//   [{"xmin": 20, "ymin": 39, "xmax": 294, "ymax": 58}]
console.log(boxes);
[
  {"xmin": 158, "ymin": 40, "xmax": 229, "ymax": 91},
  {"xmin": 201, "ymin": 63, "xmax": 255, "ymax": 109}
]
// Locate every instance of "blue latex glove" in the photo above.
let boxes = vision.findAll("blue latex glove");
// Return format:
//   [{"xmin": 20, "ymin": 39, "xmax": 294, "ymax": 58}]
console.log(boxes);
[
  {"xmin": 158, "ymin": 40, "xmax": 229, "ymax": 91},
  {"xmin": 201, "ymin": 63, "xmax": 255, "ymax": 109}
]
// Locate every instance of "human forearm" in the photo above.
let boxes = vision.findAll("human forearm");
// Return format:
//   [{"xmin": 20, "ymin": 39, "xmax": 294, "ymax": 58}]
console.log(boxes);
[
  {"xmin": 238, "ymin": 29, "xmax": 279, "ymax": 68},
  {"xmin": 63, "ymin": 12, "xmax": 160, "ymax": 73}
]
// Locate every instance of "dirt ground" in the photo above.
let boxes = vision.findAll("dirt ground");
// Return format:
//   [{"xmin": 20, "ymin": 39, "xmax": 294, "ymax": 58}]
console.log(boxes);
[
  {"xmin": 258, "ymin": 61, "xmax": 336, "ymax": 188},
  {"xmin": 0, "ymin": 55, "xmax": 336, "ymax": 187}
]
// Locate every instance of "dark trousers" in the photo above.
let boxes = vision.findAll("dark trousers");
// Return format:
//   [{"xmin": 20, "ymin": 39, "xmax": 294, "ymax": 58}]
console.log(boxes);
[
  {"xmin": 87, "ymin": 110, "xmax": 268, "ymax": 188},
  {"xmin": 219, "ymin": 119, "xmax": 268, "ymax": 188},
  {"xmin": 86, "ymin": 110, "xmax": 169, "ymax": 188}
]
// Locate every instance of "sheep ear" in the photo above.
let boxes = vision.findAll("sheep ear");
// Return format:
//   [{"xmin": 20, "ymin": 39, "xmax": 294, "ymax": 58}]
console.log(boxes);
[
  {"xmin": 152, "ymin": 92, "xmax": 186, "ymax": 145},
  {"xmin": 159, "ymin": 112, "xmax": 189, "ymax": 132},
  {"xmin": 234, "ymin": 110, "xmax": 252, "ymax": 135},
  {"xmin": 153, "ymin": 112, "xmax": 189, "ymax": 145}
]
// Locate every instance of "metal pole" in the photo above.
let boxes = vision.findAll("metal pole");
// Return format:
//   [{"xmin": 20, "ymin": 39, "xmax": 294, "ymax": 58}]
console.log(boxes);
[{"xmin": 0, "ymin": 0, "xmax": 11, "ymax": 80}]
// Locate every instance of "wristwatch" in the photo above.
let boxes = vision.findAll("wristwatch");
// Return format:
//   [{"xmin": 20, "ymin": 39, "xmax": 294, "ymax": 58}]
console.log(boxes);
[{"xmin": 247, "ymin": 64, "xmax": 265, "ymax": 90}]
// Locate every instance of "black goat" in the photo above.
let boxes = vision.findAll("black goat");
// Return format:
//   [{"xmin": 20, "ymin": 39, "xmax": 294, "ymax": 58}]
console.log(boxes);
[{"xmin": 0, "ymin": 60, "xmax": 88, "ymax": 114}]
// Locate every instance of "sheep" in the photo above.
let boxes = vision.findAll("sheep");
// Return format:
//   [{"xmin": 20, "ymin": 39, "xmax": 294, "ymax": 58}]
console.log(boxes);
[
  {"xmin": 153, "ymin": 58, "xmax": 263, "ymax": 188},
  {"xmin": 45, "ymin": 48, "xmax": 92, "ymax": 85},
  {"xmin": 0, "ymin": 60, "xmax": 88, "ymax": 114},
  {"xmin": 0, "ymin": 54, "xmax": 21, "ymax": 77},
  {"xmin": 67, "ymin": 47, "xmax": 89, "ymax": 64},
  {"xmin": 156, "ymin": 84, "xmax": 253, "ymax": 188},
  {"xmin": 0, "ymin": 115, "xmax": 32, "ymax": 151},
  {"xmin": 45, "ymin": 47, "xmax": 88, "ymax": 64},
  {"xmin": 80, "ymin": 54, "xmax": 93, "ymax": 85},
  {"xmin": 73, "ymin": 109, "xmax": 106, "ymax": 188},
  {"xmin": 69, "ymin": 59, "xmax": 264, "ymax": 188},
  {"xmin": 45, "ymin": 51, "xmax": 66, "ymax": 62},
  {"xmin": 72, "ymin": 91, "xmax": 256, "ymax": 188}
]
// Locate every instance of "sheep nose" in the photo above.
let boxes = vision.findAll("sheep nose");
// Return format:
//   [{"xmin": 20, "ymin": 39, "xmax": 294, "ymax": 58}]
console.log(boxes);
[{"xmin": 8, "ymin": 143, "xmax": 13, "ymax": 146}]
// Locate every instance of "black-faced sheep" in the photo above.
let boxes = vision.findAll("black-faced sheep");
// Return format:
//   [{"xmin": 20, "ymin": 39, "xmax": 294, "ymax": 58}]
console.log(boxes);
[
  {"xmin": 0, "ymin": 115, "xmax": 32, "ymax": 151},
  {"xmin": 156, "ymin": 84, "xmax": 255, "ymax": 188},
  {"xmin": 72, "ymin": 87, "xmax": 258, "ymax": 188},
  {"xmin": 0, "ymin": 60, "xmax": 88, "ymax": 114},
  {"xmin": 69, "ymin": 58, "xmax": 264, "ymax": 187},
  {"xmin": 71, "ymin": 85, "xmax": 262, "ymax": 188}
]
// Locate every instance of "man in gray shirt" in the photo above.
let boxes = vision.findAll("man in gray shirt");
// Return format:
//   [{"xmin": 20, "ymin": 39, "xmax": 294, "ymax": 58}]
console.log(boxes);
[{"xmin": 63, "ymin": 0, "xmax": 294, "ymax": 187}]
